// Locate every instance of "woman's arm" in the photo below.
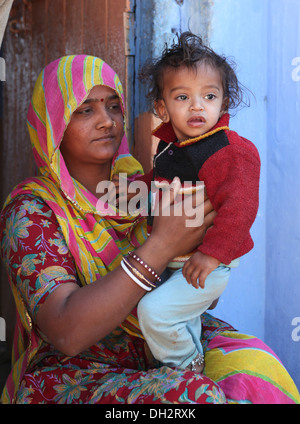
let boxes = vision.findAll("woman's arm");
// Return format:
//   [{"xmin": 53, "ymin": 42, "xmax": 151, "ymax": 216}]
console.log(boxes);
[{"xmin": 36, "ymin": 179, "xmax": 216, "ymax": 356}]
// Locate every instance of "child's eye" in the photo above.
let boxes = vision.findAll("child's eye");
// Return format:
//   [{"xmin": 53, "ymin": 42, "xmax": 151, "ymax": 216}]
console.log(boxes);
[
  {"xmin": 176, "ymin": 94, "xmax": 188, "ymax": 101},
  {"xmin": 205, "ymin": 94, "xmax": 216, "ymax": 100}
]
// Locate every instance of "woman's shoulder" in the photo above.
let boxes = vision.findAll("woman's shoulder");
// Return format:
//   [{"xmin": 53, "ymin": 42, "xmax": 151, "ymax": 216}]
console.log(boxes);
[
  {"xmin": 1, "ymin": 193, "xmax": 56, "ymax": 225},
  {"xmin": 3, "ymin": 192, "xmax": 49, "ymax": 207},
  {"xmin": 0, "ymin": 193, "xmax": 63, "ymax": 261}
]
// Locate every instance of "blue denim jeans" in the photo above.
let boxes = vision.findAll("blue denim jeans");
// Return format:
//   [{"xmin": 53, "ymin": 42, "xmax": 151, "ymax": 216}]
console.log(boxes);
[{"xmin": 137, "ymin": 259, "xmax": 239, "ymax": 369}]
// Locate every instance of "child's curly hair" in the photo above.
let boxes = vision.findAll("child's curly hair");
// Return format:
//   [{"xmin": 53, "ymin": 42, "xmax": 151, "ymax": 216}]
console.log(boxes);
[{"xmin": 139, "ymin": 32, "xmax": 250, "ymax": 113}]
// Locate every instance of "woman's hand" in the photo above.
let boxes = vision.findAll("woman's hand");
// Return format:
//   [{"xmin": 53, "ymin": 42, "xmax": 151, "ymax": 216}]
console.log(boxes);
[
  {"xmin": 148, "ymin": 177, "xmax": 216, "ymax": 262},
  {"xmin": 110, "ymin": 174, "xmax": 137, "ymax": 206}
]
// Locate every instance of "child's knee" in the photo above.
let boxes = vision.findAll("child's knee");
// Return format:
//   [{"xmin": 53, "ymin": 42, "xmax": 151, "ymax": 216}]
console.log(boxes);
[
  {"xmin": 137, "ymin": 294, "xmax": 152, "ymax": 320},
  {"xmin": 137, "ymin": 293, "xmax": 161, "ymax": 329}
]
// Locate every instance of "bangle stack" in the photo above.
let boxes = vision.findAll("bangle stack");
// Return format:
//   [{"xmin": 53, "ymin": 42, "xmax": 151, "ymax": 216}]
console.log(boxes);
[
  {"xmin": 121, "ymin": 251, "xmax": 161, "ymax": 291},
  {"xmin": 128, "ymin": 251, "xmax": 162, "ymax": 282}
]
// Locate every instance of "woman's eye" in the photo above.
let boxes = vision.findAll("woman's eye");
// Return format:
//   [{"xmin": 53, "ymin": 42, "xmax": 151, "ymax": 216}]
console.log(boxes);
[
  {"xmin": 76, "ymin": 107, "xmax": 92, "ymax": 115},
  {"xmin": 108, "ymin": 102, "xmax": 121, "ymax": 111}
]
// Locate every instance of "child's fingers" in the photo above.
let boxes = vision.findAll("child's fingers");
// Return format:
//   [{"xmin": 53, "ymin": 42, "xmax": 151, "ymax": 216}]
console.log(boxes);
[
  {"xmin": 182, "ymin": 261, "xmax": 189, "ymax": 279},
  {"xmin": 183, "ymin": 264, "xmax": 201, "ymax": 289},
  {"xmin": 182, "ymin": 262, "xmax": 193, "ymax": 285},
  {"xmin": 190, "ymin": 269, "xmax": 201, "ymax": 289},
  {"xmin": 198, "ymin": 272, "xmax": 206, "ymax": 289}
]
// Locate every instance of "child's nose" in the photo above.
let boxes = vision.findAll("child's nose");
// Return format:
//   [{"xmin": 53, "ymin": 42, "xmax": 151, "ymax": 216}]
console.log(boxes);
[{"xmin": 190, "ymin": 97, "xmax": 204, "ymax": 111}]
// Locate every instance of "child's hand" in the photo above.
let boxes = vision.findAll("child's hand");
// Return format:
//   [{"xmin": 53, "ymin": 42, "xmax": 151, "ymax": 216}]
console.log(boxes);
[{"xmin": 182, "ymin": 251, "xmax": 220, "ymax": 289}]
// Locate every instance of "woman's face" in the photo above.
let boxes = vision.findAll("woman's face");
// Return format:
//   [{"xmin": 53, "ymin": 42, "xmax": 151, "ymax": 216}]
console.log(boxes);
[{"xmin": 60, "ymin": 85, "xmax": 124, "ymax": 169}]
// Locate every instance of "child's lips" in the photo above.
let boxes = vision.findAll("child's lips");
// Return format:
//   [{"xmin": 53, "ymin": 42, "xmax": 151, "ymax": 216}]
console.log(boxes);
[{"xmin": 187, "ymin": 116, "xmax": 205, "ymax": 127}]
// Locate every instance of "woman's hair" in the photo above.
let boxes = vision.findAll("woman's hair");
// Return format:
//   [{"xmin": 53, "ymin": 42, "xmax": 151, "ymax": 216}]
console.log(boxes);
[{"xmin": 139, "ymin": 32, "xmax": 250, "ymax": 113}]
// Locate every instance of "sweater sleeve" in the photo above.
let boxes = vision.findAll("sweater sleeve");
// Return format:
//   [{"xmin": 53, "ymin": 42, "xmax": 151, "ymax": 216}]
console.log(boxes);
[{"xmin": 197, "ymin": 141, "xmax": 260, "ymax": 264}]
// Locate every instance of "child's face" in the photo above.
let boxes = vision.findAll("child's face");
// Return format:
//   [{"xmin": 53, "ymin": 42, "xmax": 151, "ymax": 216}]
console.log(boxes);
[{"xmin": 156, "ymin": 63, "xmax": 226, "ymax": 142}]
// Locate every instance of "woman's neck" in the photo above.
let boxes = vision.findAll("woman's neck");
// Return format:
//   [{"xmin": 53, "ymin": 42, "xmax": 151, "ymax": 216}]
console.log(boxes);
[{"xmin": 66, "ymin": 161, "xmax": 112, "ymax": 198}]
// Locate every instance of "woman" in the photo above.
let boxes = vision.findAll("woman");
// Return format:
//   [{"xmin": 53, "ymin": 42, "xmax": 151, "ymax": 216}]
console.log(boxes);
[{"xmin": 0, "ymin": 55, "xmax": 299, "ymax": 404}]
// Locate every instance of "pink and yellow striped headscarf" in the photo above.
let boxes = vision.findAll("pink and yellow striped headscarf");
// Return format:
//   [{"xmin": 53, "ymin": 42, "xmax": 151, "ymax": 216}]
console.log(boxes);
[{"xmin": 5, "ymin": 56, "xmax": 147, "ymax": 341}]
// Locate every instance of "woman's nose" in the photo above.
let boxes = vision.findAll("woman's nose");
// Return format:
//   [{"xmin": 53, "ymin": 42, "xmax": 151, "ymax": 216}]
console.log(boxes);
[{"xmin": 95, "ymin": 109, "xmax": 114, "ymax": 129}]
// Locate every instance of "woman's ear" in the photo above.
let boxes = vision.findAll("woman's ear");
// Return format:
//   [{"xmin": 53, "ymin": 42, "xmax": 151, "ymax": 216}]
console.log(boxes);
[{"xmin": 154, "ymin": 99, "xmax": 170, "ymax": 123}]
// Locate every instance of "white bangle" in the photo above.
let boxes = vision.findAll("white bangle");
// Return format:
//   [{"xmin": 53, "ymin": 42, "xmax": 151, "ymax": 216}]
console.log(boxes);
[{"xmin": 120, "ymin": 260, "xmax": 152, "ymax": 291}]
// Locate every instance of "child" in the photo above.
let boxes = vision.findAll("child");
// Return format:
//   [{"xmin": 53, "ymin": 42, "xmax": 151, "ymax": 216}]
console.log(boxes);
[{"xmin": 134, "ymin": 32, "xmax": 261, "ymax": 373}]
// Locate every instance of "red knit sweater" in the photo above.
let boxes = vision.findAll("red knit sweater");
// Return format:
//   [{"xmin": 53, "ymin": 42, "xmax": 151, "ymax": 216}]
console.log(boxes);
[{"xmin": 140, "ymin": 114, "xmax": 260, "ymax": 265}]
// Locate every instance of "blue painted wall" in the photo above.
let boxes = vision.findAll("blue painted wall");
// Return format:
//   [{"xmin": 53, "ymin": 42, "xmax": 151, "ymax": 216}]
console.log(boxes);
[
  {"xmin": 208, "ymin": 0, "xmax": 300, "ymax": 391},
  {"xmin": 264, "ymin": 0, "xmax": 300, "ymax": 391},
  {"xmin": 136, "ymin": 0, "xmax": 300, "ymax": 389}
]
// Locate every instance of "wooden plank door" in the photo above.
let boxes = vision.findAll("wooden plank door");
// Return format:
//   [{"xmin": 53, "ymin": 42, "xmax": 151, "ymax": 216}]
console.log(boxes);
[{"xmin": 0, "ymin": 0, "xmax": 129, "ymax": 347}]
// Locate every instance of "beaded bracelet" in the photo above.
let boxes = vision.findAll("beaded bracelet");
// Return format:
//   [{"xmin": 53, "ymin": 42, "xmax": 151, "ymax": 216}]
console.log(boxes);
[
  {"xmin": 123, "ymin": 256, "xmax": 156, "ymax": 289},
  {"xmin": 128, "ymin": 251, "xmax": 161, "ymax": 282},
  {"xmin": 120, "ymin": 260, "xmax": 152, "ymax": 291}
]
